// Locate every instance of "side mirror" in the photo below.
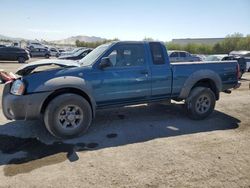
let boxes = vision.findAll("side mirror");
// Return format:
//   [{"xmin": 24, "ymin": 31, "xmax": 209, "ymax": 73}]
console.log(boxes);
[{"xmin": 99, "ymin": 57, "xmax": 112, "ymax": 69}]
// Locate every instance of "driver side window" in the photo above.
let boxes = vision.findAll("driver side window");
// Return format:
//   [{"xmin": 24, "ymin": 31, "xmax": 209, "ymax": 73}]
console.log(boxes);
[
  {"xmin": 108, "ymin": 50, "xmax": 118, "ymax": 66},
  {"xmin": 106, "ymin": 44, "xmax": 145, "ymax": 67}
]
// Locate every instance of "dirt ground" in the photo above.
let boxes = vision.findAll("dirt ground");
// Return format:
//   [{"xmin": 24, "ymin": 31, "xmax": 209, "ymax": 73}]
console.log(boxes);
[{"xmin": 0, "ymin": 60, "xmax": 250, "ymax": 188}]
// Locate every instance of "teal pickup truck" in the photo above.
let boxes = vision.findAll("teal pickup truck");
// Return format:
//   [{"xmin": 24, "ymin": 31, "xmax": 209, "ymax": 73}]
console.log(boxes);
[{"xmin": 2, "ymin": 41, "xmax": 241, "ymax": 138}]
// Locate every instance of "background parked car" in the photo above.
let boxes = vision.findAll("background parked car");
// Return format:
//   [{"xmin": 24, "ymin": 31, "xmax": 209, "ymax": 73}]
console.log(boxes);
[
  {"xmin": 59, "ymin": 47, "xmax": 86, "ymax": 57},
  {"xmin": 246, "ymin": 58, "xmax": 250, "ymax": 72},
  {"xmin": 203, "ymin": 54, "xmax": 249, "ymax": 78},
  {"xmin": 12, "ymin": 42, "xmax": 20, "ymax": 47},
  {"xmin": 230, "ymin": 50, "xmax": 250, "ymax": 57},
  {"xmin": 193, "ymin": 54, "xmax": 207, "ymax": 61},
  {"xmin": 0, "ymin": 46, "xmax": 29, "ymax": 63},
  {"xmin": 204, "ymin": 54, "xmax": 228, "ymax": 61},
  {"xmin": 29, "ymin": 48, "xmax": 51, "ymax": 58},
  {"xmin": 49, "ymin": 47, "xmax": 60, "ymax": 57},
  {"xmin": 58, "ymin": 49, "xmax": 66, "ymax": 53},
  {"xmin": 27, "ymin": 41, "xmax": 48, "ymax": 50},
  {"xmin": 168, "ymin": 50, "xmax": 201, "ymax": 62},
  {"xmin": 229, "ymin": 51, "xmax": 250, "ymax": 72},
  {"xmin": 58, "ymin": 48, "xmax": 92, "ymax": 60},
  {"xmin": 222, "ymin": 56, "xmax": 248, "ymax": 78}
]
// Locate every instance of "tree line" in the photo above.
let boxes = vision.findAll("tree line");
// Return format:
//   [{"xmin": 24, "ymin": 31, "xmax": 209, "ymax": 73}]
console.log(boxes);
[
  {"xmin": 75, "ymin": 33, "xmax": 250, "ymax": 54},
  {"xmin": 166, "ymin": 33, "xmax": 250, "ymax": 54}
]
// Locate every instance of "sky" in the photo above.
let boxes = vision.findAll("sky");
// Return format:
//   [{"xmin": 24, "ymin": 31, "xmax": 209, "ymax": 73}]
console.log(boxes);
[{"xmin": 0, "ymin": 0, "xmax": 249, "ymax": 41}]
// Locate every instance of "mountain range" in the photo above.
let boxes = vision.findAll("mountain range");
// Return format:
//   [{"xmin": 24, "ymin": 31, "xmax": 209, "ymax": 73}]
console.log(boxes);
[
  {"xmin": 0, "ymin": 34, "xmax": 25, "ymax": 41},
  {"xmin": 0, "ymin": 34, "xmax": 106, "ymax": 45},
  {"xmin": 51, "ymin": 35, "xmax": 106, "ymax": 45}
]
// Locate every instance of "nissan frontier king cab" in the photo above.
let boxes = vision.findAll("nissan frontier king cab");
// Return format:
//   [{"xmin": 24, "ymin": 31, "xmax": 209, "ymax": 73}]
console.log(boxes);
[{"xmin": 2, "ymin": 41, "xmax": 241, "ymax": 138}]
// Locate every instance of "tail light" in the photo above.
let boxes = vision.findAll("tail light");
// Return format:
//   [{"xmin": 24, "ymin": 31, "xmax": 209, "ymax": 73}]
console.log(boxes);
[{"xmin": 236, "ymin": 63, "xmax": 241, "ymax": 79}]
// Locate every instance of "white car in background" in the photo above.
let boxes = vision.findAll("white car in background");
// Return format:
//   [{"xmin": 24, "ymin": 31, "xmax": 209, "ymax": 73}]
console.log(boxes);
[
  {"xmin": 168, "ymin": 50, "xmax": 201, "ymax": 62},
  {"xmin": 59, "ymin": 47, "xmax": 86, "ymax": 57},
  {"xmin": 204, "ymin": 54, "xmax": 228, "ymax": 61},
  {"xmin": 49, "ymin": 47, "xmax": 60, "ymax": 57},
  {"xmin": 230, "ymin": 50, "xmax": 250, "ymax": 57},
  {"xmin": 27, "ymin": 42, "xmax": 48, "ymax": 50}
]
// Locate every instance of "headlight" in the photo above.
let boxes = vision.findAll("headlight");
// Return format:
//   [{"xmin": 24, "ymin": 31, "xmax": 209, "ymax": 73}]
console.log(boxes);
[{"xmin": 10, "ymin": 80, "xmax": 25, "ymax": 95}]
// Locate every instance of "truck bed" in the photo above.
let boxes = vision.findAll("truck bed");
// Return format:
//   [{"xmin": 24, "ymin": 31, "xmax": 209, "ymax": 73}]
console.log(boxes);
[{"xmin": 170, "ymin": 61, "xmax": 238, "ymax": 98}]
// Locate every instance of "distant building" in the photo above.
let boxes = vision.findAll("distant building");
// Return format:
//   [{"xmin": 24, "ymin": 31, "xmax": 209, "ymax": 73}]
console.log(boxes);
[{"xmin": 171, "ymin": 38, "xmax": 225, "ymax": 45}]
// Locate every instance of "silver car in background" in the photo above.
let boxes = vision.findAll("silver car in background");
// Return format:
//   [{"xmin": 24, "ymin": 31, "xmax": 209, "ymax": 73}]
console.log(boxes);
[
  {"xmin": 49, "ymin": 47, "xmax": 60, "ymax": 57},
  {"xmin": 168, "ymin": 50, "xmax": 201, "ymax": 62}
]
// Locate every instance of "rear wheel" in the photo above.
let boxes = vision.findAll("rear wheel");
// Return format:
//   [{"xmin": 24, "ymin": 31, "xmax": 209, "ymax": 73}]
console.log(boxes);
[
  {"xmin": 45, "ymin": 54, "xmax": 50, "ymax": 58},
  {"xmin": 185, "ymin": 87, "xmax": 216, "ymax": 120},
  {"xmin": 17, "ymin": 56, "xmax": 26, "ymax": 63},
  {"xmin": 44, "ymin": 94, "xmax": 92, "ymax": 139}
]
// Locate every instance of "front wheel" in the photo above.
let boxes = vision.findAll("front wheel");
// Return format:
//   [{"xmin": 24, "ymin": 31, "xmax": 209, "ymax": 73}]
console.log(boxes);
[
  {"xmin": 185, "ymin": 87, "xmax": 216, "ymax": 120},
  {"xmin": 44, "ymin": 94, "xmax": 92, "ymax": 139}
]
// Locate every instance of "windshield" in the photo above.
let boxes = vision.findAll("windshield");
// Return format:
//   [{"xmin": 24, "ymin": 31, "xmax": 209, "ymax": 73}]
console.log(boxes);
[{"xmin": 79, "ymin": 43, "xmax": 112, "ymax": 66}]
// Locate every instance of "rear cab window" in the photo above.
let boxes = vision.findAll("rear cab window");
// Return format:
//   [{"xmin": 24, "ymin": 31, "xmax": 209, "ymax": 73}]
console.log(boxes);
[{"xmin": 149, "ymin": 42, "xmax": 165, "ymax": 65}]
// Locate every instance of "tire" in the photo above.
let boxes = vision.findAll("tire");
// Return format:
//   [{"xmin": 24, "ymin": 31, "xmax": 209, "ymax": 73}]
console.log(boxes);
[
  {"xmin": 44, "ymin": 94, "xmax": 92, "ymax": 139},
  {"xmin": 185, "ymin": 87, "xmax": 216, "ymax": 120},
  {"xmin": 45, "ymin": 54, "xmax": 50, "ymax": 58},
  {"xmin": 17, "ymin": 56, "xmax": 26, "ymax": 64}
]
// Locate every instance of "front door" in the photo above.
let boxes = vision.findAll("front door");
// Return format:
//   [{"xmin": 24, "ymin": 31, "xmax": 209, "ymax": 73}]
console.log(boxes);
[{"xmin": 92, "ymin": 43, "xmax": 151, "ymax": 107}]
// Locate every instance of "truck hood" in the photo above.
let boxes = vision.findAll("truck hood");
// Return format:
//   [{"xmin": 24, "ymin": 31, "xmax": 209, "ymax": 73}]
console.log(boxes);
[{"xmin": 16, "ymin": 59, "xmax": 80, "ymax": 76}]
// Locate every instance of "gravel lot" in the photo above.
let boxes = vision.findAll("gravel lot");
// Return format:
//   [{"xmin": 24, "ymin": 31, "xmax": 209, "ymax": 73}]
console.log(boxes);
[{"xmin": 0, "ymin": 60, "xmax": 250, "ymax": 188}]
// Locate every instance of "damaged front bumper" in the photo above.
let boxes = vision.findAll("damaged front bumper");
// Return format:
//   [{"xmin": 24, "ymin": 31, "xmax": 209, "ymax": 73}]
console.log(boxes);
[{"xmin": 2, "ymin": 82, "xmax": 52, "ymax": 120}]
